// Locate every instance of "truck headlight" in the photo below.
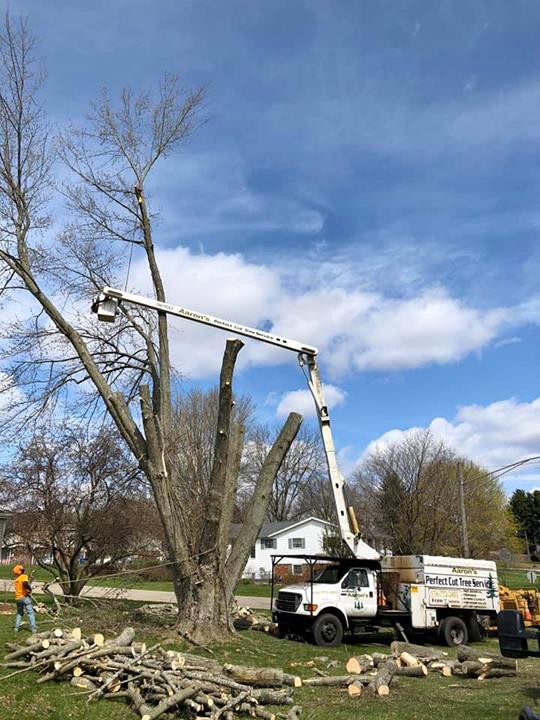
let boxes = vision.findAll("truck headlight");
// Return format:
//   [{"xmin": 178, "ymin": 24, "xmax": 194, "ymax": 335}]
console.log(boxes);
[{"xmin": 303, "ymin": 603, "xmax": 318, "ymax": 612}]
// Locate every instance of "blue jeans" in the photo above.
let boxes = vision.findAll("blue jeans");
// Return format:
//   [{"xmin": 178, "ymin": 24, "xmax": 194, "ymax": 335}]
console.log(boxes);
[{"xmin": 15, "ymin": 596, "xmax": 37, "ymax": 632}]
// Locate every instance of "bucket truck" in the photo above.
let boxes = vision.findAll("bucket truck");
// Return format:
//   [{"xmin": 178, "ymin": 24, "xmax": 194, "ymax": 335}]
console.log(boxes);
[{"xmin": 93, "ymin": 287, "xmax": 500, "ymax": 647}]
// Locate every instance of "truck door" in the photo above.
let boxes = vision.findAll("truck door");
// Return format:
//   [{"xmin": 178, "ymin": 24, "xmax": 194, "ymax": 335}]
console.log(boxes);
[{"xmin": 339, "ymin": 568, "xmax": 378, "ymax": 618}]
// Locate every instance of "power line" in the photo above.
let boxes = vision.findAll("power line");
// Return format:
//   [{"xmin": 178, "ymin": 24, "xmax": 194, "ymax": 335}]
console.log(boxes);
[{"xmin": 462, "ymin": 455, "xmax": 540, "ymax": 487}]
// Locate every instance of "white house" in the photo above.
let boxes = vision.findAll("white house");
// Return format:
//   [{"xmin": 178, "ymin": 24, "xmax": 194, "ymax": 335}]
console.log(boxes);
[{"xmin": 231, "ymin": 517, "xmax": 335, "ymax": 580}]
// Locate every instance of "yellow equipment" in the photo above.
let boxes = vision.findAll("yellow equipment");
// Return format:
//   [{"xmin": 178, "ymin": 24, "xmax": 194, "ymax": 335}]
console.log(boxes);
[{"xmin": 499, "ymin": 585, "xmax": 540, "ymax": 626}]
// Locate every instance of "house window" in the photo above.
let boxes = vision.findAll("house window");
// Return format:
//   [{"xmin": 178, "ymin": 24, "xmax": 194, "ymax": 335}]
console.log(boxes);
[
  {"xmin": 260, "ymin": 538, "xmax": 276, "ymax": 550},
  {"xmin": 293, "ymin": 565, "xmax": 304, "ymax": 576},
  {"xmin": 288, "ymin": 537, "xmax": 305, "ymax": 549},
  {"xmin": 250, "ymin": 546, "xmax": 256, "ymax": 558}
]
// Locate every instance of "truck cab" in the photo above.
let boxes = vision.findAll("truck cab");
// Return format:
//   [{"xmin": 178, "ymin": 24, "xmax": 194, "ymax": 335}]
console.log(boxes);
[{"xmin": 272, "ymin": 556, "xmax": 381, "ymax": 646}]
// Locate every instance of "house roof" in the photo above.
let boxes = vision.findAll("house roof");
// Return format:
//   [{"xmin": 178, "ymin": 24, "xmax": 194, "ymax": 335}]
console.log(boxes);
[{"xmin": 230, "ymin": 516, "xmax": 334, "ymax": 540}]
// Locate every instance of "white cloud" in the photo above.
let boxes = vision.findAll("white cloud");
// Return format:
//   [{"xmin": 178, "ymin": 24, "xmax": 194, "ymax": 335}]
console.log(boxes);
[
  {"xmin": 363, "ymin": 396, "xmax": 540, "ymax": 489},
  {"xmin": 275, "ymin": 384, "xmax": 346, "ymax": 419},
  {"xmin": 128, "ymin": 244, "xmax": 537, "ymax": 380}
]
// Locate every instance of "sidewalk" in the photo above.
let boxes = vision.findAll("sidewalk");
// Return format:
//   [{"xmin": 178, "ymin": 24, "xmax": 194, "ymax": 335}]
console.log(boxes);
[{"xmin": 0, "ymin": 579, "xmax": 271, "ymax": 610}]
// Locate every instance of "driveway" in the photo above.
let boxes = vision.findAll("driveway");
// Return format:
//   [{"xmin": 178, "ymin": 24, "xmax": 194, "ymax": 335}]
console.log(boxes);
[{"xmin": 0, "ymin": 580, "xmax": 271, "ymax": 610}]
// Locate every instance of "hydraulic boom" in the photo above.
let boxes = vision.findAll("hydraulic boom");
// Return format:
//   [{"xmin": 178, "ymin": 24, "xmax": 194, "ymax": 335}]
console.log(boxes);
[{"xmin": 92, "ymin": 286, "xmax": 380, "ymax": 561}]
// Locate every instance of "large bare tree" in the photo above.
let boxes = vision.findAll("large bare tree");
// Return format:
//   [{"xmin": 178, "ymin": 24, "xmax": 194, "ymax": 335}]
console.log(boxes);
[{"xmin": 0, "ymin": 15, "xmax": 302, "ymax": 639}]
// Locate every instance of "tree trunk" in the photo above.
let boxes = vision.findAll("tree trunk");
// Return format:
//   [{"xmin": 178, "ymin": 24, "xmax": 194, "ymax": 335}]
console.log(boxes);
[{"xmin": 173, "ymin": 563, "xmax": 230, "ymax": 643}]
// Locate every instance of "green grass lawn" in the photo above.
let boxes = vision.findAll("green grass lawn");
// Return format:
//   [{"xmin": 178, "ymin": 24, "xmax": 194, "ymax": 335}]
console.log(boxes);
[{"xmin": 0, "ymin": 602, "xmax": 537, "ymax": 720}]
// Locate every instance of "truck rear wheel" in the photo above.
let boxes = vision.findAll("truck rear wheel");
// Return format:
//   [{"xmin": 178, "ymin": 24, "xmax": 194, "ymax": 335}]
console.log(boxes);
[
  {"xmin": 312, "ymin": 613, "xmax": 344, "ymax": 647},
  {"xmin": 439, "ymin": 616, "xmax": 468, "ymax": 646}
]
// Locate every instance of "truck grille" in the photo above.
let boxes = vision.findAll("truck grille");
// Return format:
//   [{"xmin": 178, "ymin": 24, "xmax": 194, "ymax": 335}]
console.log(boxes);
[{"xmin": 276, "ymin": 592, "xmax": 302, "ymax": 612}]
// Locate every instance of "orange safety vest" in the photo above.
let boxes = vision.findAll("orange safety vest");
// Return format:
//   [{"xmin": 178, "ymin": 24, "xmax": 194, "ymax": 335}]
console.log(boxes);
[{"xmin": 14, "ymin": 573, "xmax": 31, "ymax": 600}]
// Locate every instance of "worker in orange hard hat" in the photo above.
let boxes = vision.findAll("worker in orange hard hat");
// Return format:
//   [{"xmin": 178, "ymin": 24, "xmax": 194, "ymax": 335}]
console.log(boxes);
[{"xmin": 12, "ymin": 564, "xmax": 37, "ymax": 633}]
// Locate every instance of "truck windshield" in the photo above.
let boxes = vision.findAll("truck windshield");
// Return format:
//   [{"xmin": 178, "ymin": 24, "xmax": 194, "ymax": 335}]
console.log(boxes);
[{"xmin": 313, "ymin": 566, "xmax": 345, "ymax": 584}]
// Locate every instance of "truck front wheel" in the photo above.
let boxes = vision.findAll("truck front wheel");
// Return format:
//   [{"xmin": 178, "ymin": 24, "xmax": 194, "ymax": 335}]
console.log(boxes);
[
  {"xmin": 439, "ymin": 616, "xmax": 468, "ymax": 646},
  {"xmin": 312, "ymin": 613, "xmax": 344, "ymax": 647}
]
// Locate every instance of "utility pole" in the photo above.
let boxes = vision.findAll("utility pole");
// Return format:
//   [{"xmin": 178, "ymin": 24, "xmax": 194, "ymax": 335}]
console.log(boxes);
[{"xmin": 457, "ymin": 462, "xmax": 470, "ymax": 558}]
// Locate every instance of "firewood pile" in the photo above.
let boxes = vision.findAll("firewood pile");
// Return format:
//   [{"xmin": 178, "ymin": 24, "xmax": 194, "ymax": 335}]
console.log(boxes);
[
  {"xmin": 332, "ymin": 641, "xmax": 518, "ymax": 698},
  {"xmin": 233, "ymin": 607, "xmax": 278, "ymax": 634},
  {"xmin": 2, "ymin": 626, "xmax": 302, "ymax": 720},
  {"xmin": 1, "ymin": 625, "xmax": 521, "ymax": 715}
]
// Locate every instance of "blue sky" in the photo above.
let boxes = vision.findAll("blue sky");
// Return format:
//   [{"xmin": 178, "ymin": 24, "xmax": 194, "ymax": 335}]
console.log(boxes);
[{"xmin": 4, "ymin": 0, "xmax": 540, "ymax": 491}]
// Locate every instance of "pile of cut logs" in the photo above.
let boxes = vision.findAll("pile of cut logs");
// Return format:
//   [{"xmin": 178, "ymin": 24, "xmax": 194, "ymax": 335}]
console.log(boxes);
[
  {"xmin": 233, "ymin": 607, "xmax": 278, "ymax": 634},
  {"xmin": 2, "ymin": 627, "xmax": 301, "ymax": 720},
  {"xmin": 1, "ymin": 628, "xmax": 520, "ymax": 715},
  {"xmin": 325, "ymin": 641, "xmax": 519, "ymax": 698}
]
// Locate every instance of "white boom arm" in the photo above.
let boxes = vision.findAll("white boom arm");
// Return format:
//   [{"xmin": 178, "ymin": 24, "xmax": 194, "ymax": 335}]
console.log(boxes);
[{"xmin": 93, "ymin": 286, "xmax": 380, "ymax": 561}]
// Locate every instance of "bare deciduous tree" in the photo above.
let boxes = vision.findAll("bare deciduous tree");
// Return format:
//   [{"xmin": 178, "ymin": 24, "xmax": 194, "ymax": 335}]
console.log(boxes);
[
  {"xmin": 240, "ymin": 425, "xmax": 326, "ymax": 522},
  {"xmin": 3, "ymin": 423, "xmax": 155, "ymax": 597},
  {"xmin": 0, "ymin": 15, "xmax": 302, "ymax": 640},
  {"xmin": 353, "ymin": 429, "xmax": 519, "ymax": 557}
]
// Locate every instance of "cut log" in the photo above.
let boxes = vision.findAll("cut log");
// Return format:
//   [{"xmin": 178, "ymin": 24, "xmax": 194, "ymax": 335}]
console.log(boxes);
[
  {"xmin": 6, "ymin": 641, "xmax": 48, "ymax": 661},
  {"xmin": 395, "ymin": 664, "xmax": 428, "ymax": 677},
  {"xmin": 457, "ymin": 646, "xmax": 497, "ymax": 663},
  {"xmin": 303, "ymin": 675, "xmax": 358, "ymax": 687},
  {"xmin": 371, "ymin": 653, "xmax": 390, "ymax": 667},
  {"xmin": 223, "ymin": 663, "xmax": 300, "ymax": 688},
  {"xmin": 391, "ymin": 641, "xmax": 444, "ymax": 661},
  {"xmin": 249, "ymin": 689, "xmax": 294, "ymax": 705},
  {"xmin": 72, "ymin": 666, "xmax": 84, "ymax": 677},
  {"xmin": 347, "ymin": 680, "xmax": 363, "ymax": 697},
  {"xmin": 92, "ymin": 633, "xmax": 105, "ymax": 647},
  {"xmin": 70, "ymin": 628, "xmax": 82, "ymax": 641},
  {"xmin": 70, "ymin": 676, "xmax": 97, "ymax": 691},
  {"xmin": 460, "ymin": 661, "xmax": 488, "ymax": 677},
  {"xmin": 366, "ymin": 659, "xmax": 397, "ymax": 696},
  {"xmin": 399, "ymin": 651, "xmax": 420, "ymax": 667},
  {"xmin": 478, "ymin": 668, "xmax": 518, "ymax": 680},
  {"xmin": 457, "ymin": 646, "xmax": 517, "ymax": 671},
  {"xmin": 345, "ymin": 654, "xmax": 373, "ymax": 674},
  {"xmin": 109, "ymin": 627, "xmax": 135, "ymax": 647}
]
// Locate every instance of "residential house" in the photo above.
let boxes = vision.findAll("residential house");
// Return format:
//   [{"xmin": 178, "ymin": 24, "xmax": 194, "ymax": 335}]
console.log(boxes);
[{"xmin": 230, "ymin": 517, "xmax": 335, "ymax": 580}]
